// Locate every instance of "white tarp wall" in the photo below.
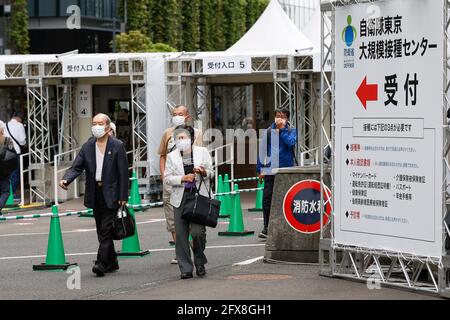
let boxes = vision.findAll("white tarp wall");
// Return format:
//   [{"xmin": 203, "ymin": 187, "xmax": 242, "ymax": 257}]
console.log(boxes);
[
  {"xmin": 334, "ymin": 0, "xmax": 444, "ymax": 258},
  {"xmin": 146, "ymin": 56, "xmax": 170, "ymax": 176}
]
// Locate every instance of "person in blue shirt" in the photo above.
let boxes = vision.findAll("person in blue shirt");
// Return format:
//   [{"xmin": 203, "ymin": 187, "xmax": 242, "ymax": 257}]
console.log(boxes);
[{"xmin": 257, "ymin": 108, "xmax": 298, "ymax": 238}]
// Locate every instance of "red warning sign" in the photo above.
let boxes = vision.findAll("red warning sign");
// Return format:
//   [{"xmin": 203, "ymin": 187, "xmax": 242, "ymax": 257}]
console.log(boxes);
[{"xmin": 282, "ymin": 180, "xmax": 332, "ymax": 234}]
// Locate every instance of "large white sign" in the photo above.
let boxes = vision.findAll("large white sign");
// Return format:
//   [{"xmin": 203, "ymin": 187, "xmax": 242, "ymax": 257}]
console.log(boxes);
[
  {"xmin": 203, "ymin": 56, "xmax": 252, "ymax": 75},
  {"xmin": 62, "ymin": 57, "xmax": 109, "ymax": 78},
  {"xmin": 76, "ymin": 85, "xmax": 92, "ymax": 118},
  {"xmin": 334, "ymin": 0, "xmax": 444, "ymax": 258}
]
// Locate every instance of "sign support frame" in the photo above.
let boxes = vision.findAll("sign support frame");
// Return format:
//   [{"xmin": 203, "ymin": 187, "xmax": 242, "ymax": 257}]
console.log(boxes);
[{"xmin": 319, "ymin": 0, "xmax": 450, "ymax": 297}]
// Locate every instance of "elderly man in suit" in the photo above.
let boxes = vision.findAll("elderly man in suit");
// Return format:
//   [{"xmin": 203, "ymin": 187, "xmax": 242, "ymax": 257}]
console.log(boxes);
[{"xmin": 60, "ymin": 113, "xmax": 129, "ymax": 277}]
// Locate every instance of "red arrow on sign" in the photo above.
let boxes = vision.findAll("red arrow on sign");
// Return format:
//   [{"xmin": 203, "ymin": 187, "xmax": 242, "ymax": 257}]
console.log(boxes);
[{"xmin": 356, "ymin": 76, "xmax": 378, "ymax": 110}]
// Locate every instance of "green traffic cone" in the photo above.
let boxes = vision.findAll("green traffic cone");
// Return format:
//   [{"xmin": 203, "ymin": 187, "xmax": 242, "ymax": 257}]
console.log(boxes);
[
  {"xmin": 217, "ymin": 175, "xmax": 230, "ymax": 219},
  {"xmin": 5, "ymin": 181, "xmax": 16, "ymax": 208},
  {"xmin": 33, "ymin": 205, "xmax": 77, "ymax": 271},
  {"xmin": 222, "ymin": 174, "xmax": 232, "ymax": 217},
  {"xmin": 219, "ymin": 184, "xmax": 254, "ymax": 237},
  {"xmin": 117, "ymin": 178, "xmax": 149, "ymax": 258},
  {"xmin": 117, "ymin": 205, "xmax": 150, "ymax": 258},
  {"xmin": 130, "ymin": 171, "xmax": 142, "ymax": 212},
  {"xmin": 249, "ymin": 178, "xmax": 264, "ymax": 212}
]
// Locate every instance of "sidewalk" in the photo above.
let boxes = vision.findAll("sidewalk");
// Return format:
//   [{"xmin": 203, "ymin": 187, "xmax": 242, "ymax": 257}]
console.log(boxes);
[{"xmin": 95, "ymin": 260, "xmax": 440, "ymax": 300}]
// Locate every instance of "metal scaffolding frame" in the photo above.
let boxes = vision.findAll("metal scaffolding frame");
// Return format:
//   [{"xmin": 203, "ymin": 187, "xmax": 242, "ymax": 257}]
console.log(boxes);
[
  {"xmin": 56, "ymin": 82, "xmax": 77, "ymax": 157},
  {"xmin": 164, "ymin": 53, "xmax": 318, "ymax": 156},
  {"xmin": 297, "ymin": 73, "xmax": 321, "ymax": 154},
  {"xmin": 165, "ymin": 58, "xmax": 189, "ymax": 114},
  {"xmin": 129, "ymin": 58, "xmax": 150, "ymax": 194},
  {"xmin": 26, "ymin": 78, "xmax": 51, "ymax": 204},
  {"xmin": 319, "ymin": 0, "xmax": 450, "ymax": 297},
  {"xmin": 2, "ymin": 56, "xmax": 151, "ymax": 204}
]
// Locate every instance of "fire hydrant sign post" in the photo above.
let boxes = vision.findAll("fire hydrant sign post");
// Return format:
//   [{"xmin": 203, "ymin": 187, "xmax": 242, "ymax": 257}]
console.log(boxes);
[{"xmin": 334, "ymin": 0, "xmax": 444, "ymax": 258}]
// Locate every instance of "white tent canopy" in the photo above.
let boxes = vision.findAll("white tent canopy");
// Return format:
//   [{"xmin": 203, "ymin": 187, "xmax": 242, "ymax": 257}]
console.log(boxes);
[{"xmin": 226, "ymin": 0, "xmax": 317, "ymax": 55}]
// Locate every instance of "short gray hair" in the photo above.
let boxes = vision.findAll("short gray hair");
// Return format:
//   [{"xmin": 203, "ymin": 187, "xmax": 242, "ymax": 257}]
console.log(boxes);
[
  {"xmin": 94, "ymin": 113, "xmax": 111, "ymax": 125},
  {"xmin": 173, "ymin": 105, "xmax": 189, "ymax": 115}
]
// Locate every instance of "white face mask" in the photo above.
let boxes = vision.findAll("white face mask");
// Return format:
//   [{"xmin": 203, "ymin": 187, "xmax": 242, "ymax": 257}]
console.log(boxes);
[
  {"xmin": 172, "ymin": 116, "xmax": 186, "ymax": 127},
  {"xmin": 92, "ymin": 125, "xmax": 107, "ymax": 139},
  {"xmin": 176, "ymin": 139, "xmax": 192, "ymax": 152}
]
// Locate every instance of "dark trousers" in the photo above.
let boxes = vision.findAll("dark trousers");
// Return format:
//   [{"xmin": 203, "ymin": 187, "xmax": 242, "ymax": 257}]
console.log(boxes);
[
  {"xmin": 10, "ymin": 155, "xmax": 20, "ymax": 195},
  {"xmin": 93, "ymin": 185, "xmax": 118, "ymax": 269},
  {"xmin": 0, "ymin": 178, "xmax": 10, "ymax": 213},
  {"xmin": 263, "ymin": 175, "xmax": 275, "ymax": 229},
  {"xmin": 174, "ymin": 190, "xmax": 208, "ymax": 274}
]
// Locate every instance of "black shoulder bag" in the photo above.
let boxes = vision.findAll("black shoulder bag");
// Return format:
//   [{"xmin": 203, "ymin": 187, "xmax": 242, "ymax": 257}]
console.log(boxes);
[
  {"xmin": 181, "ymin": 175, "xmax": 221, "ymax": 228},
  {"xmin": 0, "ymin": 137, "xmax": 18, "ymax": 179},
  {"xmin": 112, "ymin": 205, "xmax": 136, "ymax": 240}
]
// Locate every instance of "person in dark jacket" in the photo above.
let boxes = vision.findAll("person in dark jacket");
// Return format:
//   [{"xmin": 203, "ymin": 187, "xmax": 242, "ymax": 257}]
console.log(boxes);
[
  {"xmin": 257, "ymin": 108, "xmax": 298, "ymax": 239},
  {"xmin": 0, "ymin": 120, "xmax": 17, "ymax": 218},
  {"xmin": 60, "ymin": 113, "xmax": 129, "ymax": 277}
]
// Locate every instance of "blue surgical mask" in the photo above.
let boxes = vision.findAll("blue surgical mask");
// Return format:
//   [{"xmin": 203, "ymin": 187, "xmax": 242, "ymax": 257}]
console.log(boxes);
[{"xmin": 92, "ymin": 125, "xmax": 107, "ymax": 138}]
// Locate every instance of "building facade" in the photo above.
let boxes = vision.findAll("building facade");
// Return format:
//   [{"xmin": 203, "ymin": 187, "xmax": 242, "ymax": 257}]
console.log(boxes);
[
  {"xmin": 279, "ymin": 0, "xmax": 319, "ymax": 30},
  {"xmin": 27, "ymin": 0, "xmax": 122, "ymax": 54},
  {"xmin": 0, "ymin": 0, "xmax": 122, "ymax": 54}
]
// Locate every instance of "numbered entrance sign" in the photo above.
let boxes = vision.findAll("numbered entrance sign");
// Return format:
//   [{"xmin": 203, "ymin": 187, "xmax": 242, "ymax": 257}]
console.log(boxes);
[
  {"xmin": 62, "ymin": 57, "xmax": 109, "ymax": 78},
  {"xmin": 76, "ymin": 85, "xmax": 92, "ymax": 118}
]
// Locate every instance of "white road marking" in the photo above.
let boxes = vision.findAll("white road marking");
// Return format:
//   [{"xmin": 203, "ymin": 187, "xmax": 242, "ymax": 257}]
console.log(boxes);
[
  {"xmin": 233, "ymin": 256, "xmax": 264, "ymax": 266},
  {"xmin": 0, "ymin": 244, "xmax": 265, "ymax": 261},
  {"xmin": 0, "ymin": 219, "xmax": 166, "ymax": 238},
  {"xmin": 137, "ymin": 219, "xmax": 166, "ymax": 225}
]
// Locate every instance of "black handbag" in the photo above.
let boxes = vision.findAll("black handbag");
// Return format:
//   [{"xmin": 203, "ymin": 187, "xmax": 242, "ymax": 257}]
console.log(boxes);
[
  {"xmin": 112, "ymin": 205, "xmax": 136, "ymax": 240},
  {"xmin": 0, "ymin": 138, "xmax": 18, "ymax": 179},
  {"xmin": 181, "ymin": 176, "xmax": 221, "ymax": 228}
]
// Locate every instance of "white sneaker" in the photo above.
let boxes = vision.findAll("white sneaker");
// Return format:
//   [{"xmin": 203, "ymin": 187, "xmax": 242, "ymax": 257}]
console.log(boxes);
[{"xmin": 171, "ymin": 257, "xmax": 178, "ymax": 265}]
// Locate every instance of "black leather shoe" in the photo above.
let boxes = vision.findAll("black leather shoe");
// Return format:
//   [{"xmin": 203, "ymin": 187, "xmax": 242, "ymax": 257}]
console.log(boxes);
[
  {"xmin": 180, "ymin": 272, "xmax": 193, "ymax": 279},
  {"xmin": 196, "ymin": 265, "xmax": 206, "ymax": 277},
  {"xmin": 92, "ymin": 263, "xmax": 106, "ymax": 277},
  {"xmin": 105, "ymin": 261, "xmax": 119, "ymax": 273}
]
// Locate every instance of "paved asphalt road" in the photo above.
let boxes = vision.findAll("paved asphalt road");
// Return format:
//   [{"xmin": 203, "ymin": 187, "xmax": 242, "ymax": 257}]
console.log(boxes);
[{"xmin": 0, "ymin": 195, "xmax": 440, "ymax": 300}]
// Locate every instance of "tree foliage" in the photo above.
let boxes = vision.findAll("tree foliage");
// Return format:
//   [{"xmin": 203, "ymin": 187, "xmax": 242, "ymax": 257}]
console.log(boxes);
[
  {"xmin": 210, "ymin": 0, "xmax": 227, "ymax": 51},
  {"xmin": 148, "ymin": 0, "xmax": 182, "ymax": 50},
  {"xmin": 126, "ymin": 0, "xmax": 151, "ymax": 34},
  {"xmin": 199, "ymin": 0, "xmax": 214, "ymax": 51},
  {"xmin": 11, "ymin": 0, "xmax": 30, "ymax": 54},
  {"xmin": 181, "ymin": 0, "xmax": 200, "ymax": 51},
  {"xmin": 223, "ymin": 0, "xmax": 247, "ymax": 48},
  {"xmin": 117, "ymin": 0, "xmax": 269, "ymax": 52},
  {"xmin": 115, "ymin": 30, "xmax": 176, "ymax": 53}
]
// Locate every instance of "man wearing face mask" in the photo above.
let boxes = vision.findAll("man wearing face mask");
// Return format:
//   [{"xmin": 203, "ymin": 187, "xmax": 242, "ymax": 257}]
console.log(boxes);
[
  {"xmin": 257, "ymin": 108, "xmax": 298, "ymax": 239},
  {"xmin": 158, "ymin": 105, "xmax": 203, "ymax": 264},
  {"xmin": 60, "ymin": 113, "xmax": 129, "ymax": 277}
]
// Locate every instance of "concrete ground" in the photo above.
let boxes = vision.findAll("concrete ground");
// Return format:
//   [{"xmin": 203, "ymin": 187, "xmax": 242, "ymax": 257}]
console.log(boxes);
[{"xmin": 0, "ymin": 194, "xmax": 441, "ymax": 300}]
